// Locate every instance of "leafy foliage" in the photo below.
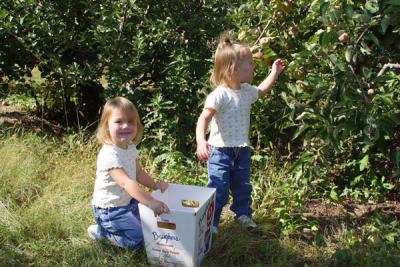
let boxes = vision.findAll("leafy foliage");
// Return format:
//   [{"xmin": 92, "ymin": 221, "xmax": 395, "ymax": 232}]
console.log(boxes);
[
  {"xmin": 232, "ymin": 0, "xmax": 400, "ymax": 202},
  {"xmin": 1, "ymin": 0, "xmax": 400, "ymax": 237},
  {"xmin": 0, "ymin": 0, "xmax": 238, "ymax": 145}
]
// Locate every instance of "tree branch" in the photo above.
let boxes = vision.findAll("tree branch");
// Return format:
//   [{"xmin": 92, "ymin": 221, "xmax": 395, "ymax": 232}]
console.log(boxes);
[
  {"xmin": 253, "ymin": 19, "xmax": 272, "ymax": 46},
  {"xmin": 377, "ymin": 63, "xmax": 400, "ymax": 76},
  {"xmin": 348, "ymin": 63, "xmax": 368, "ymax": 103},
  {"xmin": 111, "ymin": 0, "xmax": 130, "ymax": 64}
]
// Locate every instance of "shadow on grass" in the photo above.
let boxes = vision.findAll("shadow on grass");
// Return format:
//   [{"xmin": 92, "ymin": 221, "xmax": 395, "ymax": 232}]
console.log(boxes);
[
  {"xmin": 332, "ymin": 243, "xmax": 400, "ymax": 267},
  {"xmin": 201, "ymin": 211, "xmax": 400, "ymax": 267},
  {"xmin": 61, "ymin": 239, "xmax": 151, "ymax": 267},
  {"xmin": 202, "ymin": 219, "xmax": 304, "ymax": 267}
]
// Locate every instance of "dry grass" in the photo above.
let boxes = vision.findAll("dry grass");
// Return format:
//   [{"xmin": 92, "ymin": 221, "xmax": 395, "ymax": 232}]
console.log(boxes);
[{"xmin": 0, "ymin": 132, "xmax": 399, "ymax": 266}]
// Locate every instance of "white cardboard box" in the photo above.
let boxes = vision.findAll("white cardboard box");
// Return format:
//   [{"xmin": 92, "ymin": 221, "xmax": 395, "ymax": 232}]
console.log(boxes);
[{"xmin": 139, "ymin": 183, "xmax": 216, "ymax": 267}]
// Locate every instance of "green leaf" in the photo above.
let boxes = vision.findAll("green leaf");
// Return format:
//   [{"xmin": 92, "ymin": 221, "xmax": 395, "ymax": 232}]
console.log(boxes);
[
  {"xmin": 329, "ymin": 54, "xmax": 338, "ymax": 64},
  {"xmin": 359, "ymin": 155, "xmax": 369, "ymax": 171},
  {"xmin": 383, "ymin": 182, "xmax": 395, "ymax": 190},
  {"xmin": 375, "ymin": 92, "xmax": 394, "ymax": 105},
  {"xmin": 0, "ymin": 10, "xmax": 8, "ymax": 19},
  {"xmin": 330, "ymin": 188, "xmax": 338, "ymax": 201},
  {"xmin": 368, "ymin": 33, "xmax": 380, "ymax": 46},
  {"xmin": 393, "ymin": 148, "xmax": 400, "ymax": 167},
  {"xmin": 320, "ymin": 32, "xmax": 336, "ymax": 47},
  {"xmin": 365, "ymin": 0, "xmax": 379, "ymax": 13},
  {"xmin": 345, "ymin": 47, "xmax": 353, "ymax": 63},
  {"xmin": 350, "ymin": 175, "xmax": 363, "ymax": 187},
  {"xmin": 384, "ymin": 232, "xmax": 398, "ymax": 243},
  {"xmin": 345, "ymin": 7, "xmax": 354, "ymax": 19},
  {"xmin": 293, "ymin": 125, "xmax": 310, "ymax": 140},
  {"xmin": 294, "ymin": 169, "xmax": 303, "ymax": 183},
  {"xmin": 252, "ymin": 154, "xmax": 263, "ymax": 162},
  {"xmin": 380, "ymin": 16, "xmax": 391, "ymax": 34},
  {"xmin": 320, "ymin": 2, "xmax": 330, "ymax": 15}
]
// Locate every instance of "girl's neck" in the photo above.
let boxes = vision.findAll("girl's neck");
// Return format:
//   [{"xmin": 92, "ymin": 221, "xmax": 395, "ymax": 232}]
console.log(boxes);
[
  {"xmin": 115, "ymin": 143, "xmax": 129, "ymax": 149},
  {"xmin": 106, "ymin": 140, "xmax": 129, "ymax": 149},
  {"xmin": 224, "ymin": 80, "xmax": 241, "ymax": 90}
]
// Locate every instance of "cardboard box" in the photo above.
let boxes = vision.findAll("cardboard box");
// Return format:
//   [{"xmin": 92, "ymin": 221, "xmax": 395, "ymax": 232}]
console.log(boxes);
[{"xmin": 139, "ymin": 183, "xmax": 216, "ymax": 267}]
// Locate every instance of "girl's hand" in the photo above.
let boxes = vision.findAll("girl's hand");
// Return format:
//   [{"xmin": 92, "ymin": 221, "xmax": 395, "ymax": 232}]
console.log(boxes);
[
  {"xmin": 272, "ymin": 58, "xmax": 285, "ymax": 75},
  {"xmin": 148, "ymin": 199, "xmax": 170, "ymax": 215},
  {"xmin": 196, "ymin": 140, "xmax": 210, "ymax": 161},
  {"xmin": 154, "ymin": 180, "xmax": 168, "ymax": 193}
]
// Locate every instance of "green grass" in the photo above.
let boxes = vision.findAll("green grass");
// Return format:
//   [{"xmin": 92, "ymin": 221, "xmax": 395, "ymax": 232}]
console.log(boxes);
[{"xmin": 1, "ymin": 132, "xmax": 399, "ymax": 267}]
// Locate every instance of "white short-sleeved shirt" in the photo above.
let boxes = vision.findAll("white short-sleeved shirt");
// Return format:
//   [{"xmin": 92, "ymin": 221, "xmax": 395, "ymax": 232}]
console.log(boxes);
[
  {"xmin": 205, "ymin": 83, "xmax": 259, "ymax": 147},
  {"xmin": 91, "ymin": 143, "xmax": 138, "ymax": 208}
]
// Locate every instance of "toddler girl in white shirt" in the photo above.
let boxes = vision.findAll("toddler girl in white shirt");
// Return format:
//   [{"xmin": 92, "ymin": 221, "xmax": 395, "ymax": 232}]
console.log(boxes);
[
  {"xmin": 196, "ymin": 33, "xmax": 285, "ymax": 234},
  {"xmin": 88, "ymin": 96, "xmax": 169, "ymax": 249}
]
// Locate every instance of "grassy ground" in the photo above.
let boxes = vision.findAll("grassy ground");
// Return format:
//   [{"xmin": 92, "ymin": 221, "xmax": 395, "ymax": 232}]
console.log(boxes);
[{"xmin": 1, "ymin": 131, "xmax": 399, "ymax": 267}]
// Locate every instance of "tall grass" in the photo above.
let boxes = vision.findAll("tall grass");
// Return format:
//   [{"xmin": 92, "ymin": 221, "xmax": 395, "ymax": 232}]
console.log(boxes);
[
  {"xmin": 0, "ymin": 132, "xmax": 145, "ymax": 266},
  {"xmin": 1, "ymin": 132, "xmax": 399, "ymax": 266}
]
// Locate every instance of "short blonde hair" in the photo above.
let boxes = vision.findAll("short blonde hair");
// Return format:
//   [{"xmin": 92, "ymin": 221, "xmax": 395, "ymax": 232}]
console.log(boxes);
[
  {"xmin": 210, "ymin": 32, "xmax": 252, "ymax": 87},
  {"xmin": 96, "ymin": 96, "xmax": 144, "ymax": 145}
]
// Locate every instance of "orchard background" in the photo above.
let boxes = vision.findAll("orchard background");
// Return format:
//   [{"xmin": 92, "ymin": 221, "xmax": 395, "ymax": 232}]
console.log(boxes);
[{"xmin": 1, "ymin": 0, "xmax": 400, "ymax": 266}]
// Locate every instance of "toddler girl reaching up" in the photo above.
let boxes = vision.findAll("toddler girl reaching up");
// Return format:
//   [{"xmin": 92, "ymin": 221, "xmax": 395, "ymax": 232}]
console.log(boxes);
[{"xmin": 196, "ymin": 33, "xmax": 285, "ymax": 234}]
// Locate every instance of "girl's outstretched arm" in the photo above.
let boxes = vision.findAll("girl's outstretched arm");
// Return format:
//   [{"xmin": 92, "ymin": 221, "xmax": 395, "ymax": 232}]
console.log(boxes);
[
  {"xmin": 258, "ymin": 58, "xmax": 285, "ymax": 98},
  {"xmin": 196, "ymin": 108, "xmax": 215, "ymax": 161}
]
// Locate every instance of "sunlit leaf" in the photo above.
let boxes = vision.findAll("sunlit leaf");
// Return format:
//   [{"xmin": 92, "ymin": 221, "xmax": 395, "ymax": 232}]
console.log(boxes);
[
  {"xmin": 359, "ymin": 155, "xmax": 369, "ymax": 171},
  {"xmin": 345, "ymin": 47, "xmax": 353, "ymax": 63},
  {"xmin": 330, "ymin": 188, "xmax": 338, "ymax": 201}
]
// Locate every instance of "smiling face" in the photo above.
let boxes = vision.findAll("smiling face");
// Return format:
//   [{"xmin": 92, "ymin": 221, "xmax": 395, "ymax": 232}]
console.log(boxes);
[{"xmin": 107, "ymin": 107, "xmax": 137, "ymax": 149}]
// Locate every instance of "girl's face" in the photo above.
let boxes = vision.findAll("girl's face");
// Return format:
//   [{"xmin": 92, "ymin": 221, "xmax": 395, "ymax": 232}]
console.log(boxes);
[
  {"xmin": 236, "ymin": 53, "xmax": 254, "ymax": 83},
  {"xmin": 107, "ymin": 108, "xmax": 137, "ymax": 149}
]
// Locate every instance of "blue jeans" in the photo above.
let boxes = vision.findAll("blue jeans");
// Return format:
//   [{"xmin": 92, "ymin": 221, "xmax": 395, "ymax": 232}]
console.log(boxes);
[
  {"xmin": 207, "ymin": 146, "xmax": 253, "ymax": 227},
  {"xmin": 93, "ymin": 198, "xmax": 143, "ymax": 249}
]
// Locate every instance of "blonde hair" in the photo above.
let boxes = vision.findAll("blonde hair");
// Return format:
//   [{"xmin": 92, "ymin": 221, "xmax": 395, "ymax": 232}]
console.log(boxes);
[
  {"xmin": 96, "ymin": 96, "xmax": 144, "ymax": 145},
  {"xmin": 210, "ymin": 32, "xmax": 252, "ymax": 87}
]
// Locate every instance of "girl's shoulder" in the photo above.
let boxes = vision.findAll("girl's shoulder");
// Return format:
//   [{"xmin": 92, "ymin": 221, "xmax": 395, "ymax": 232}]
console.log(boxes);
[
  {"xmin": 98, "ymin": 144, "xmax": 117, "ymax": 158},
  {"xmin": 241, "ymin": 83, "xmax": 258, "ymax": 91},
  {"xmin": 210, "ymin": 85, "xmax": 231, "ymax": 96},
  {"xmin": 241, "ymin": 83, "xmax": 259, "ymax": 99},
  {"xmin": 206, "ymin": 86, "xmax": 224, "ymax": 101},
  {"xmin": 212, "ymin": 85, "xmax": 226, "ymax": 93}
]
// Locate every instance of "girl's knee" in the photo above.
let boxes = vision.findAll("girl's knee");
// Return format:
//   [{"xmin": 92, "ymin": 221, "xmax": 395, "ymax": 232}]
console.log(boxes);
[
  {"xmin": 125, "ymin": 239, "xmax": 144, "ymax": 250},
  {"xmin": 112, "ymin": 232, "xmax": 144, "ymax": 249}
]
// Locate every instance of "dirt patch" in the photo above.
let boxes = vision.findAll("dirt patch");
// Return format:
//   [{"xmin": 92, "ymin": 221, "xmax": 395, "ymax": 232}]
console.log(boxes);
[
  {"xmin": 219, "ymin": 197, "xmax": 400, "ymax": 242},
  {"xmin": 0, "ymin": 102, "xmax": 62, "ymax": 136},
  {"xmin": 301, "ymin": 198, "xmax": 400, "ymax": 220}
]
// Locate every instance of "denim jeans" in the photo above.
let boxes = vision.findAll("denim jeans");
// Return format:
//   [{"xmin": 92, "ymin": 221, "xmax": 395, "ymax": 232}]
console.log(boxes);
[
  {"xmin": 207, "ymin": 146, "xmax": 253, "ymax": 227},
  {"xmin": 93, "ymin": 198, "xmax": 143, "ymax": 249}
]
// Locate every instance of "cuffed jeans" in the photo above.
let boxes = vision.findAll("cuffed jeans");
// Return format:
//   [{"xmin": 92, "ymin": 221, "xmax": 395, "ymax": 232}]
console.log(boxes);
[
  {"xmin": 207, "ymin": 146, "xmax": 253, "ymax": 227},
  {"xmin": 93, "ymin": 198, "xmax": 143, "ymax": 249}
]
